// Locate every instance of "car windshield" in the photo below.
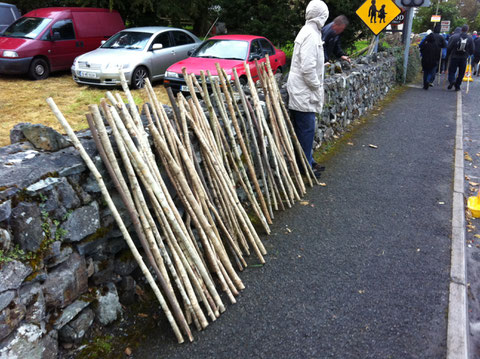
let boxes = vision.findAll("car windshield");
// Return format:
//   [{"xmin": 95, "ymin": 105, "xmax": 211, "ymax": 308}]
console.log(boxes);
[
  {"xmin": 101, "ymin": 31, "xmax": 152, "ymax": 50},
  {"xmin": 3, "ymin": 17, "xmax": 52, "ymax": 39},
  {"xmin": 193, "ymin": 39, "xmax": 249, "ymax": 60}
]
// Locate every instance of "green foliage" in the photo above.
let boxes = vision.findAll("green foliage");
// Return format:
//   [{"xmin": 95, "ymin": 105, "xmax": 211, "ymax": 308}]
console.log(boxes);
[
  {"xmin": 390, "ymin": 45, "xmax": 421, "ymax": 84},
  {"xmin": 280, "ymin": 42, "xmax": 295, "ymax": 60},
  {"xmin": 0, "ymin": 245, "xmax": 34, "ymax": 265},
  {"xmin": 412, "ymin": 0, "xmax": 467, "ymax": 34}
]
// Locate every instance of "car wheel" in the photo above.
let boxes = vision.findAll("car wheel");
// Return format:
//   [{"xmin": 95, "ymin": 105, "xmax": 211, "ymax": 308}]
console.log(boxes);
[
  {"xmin": 28, "ymin": 58, "xmax": 49, "ymax": 80},
  {"xmin": 131, "ymin": 66, "xmax": 149, "ymax": 89},
  {"xmin": 239, "ymin": 76, "xmax": 248, "ymax": 86}
]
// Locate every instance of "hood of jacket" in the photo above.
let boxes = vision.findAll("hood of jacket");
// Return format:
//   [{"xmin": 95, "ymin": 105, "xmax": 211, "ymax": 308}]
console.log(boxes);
[{"xmin": 305, "ymin": 0, "xmax": 329, "ymax": 30}]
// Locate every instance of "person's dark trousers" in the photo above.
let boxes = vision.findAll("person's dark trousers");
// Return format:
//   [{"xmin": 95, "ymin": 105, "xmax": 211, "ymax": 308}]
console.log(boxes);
[
  {"xmin": 448, "ymin": 57, "xmax": 467, "ymax": 89},
  {"xmin": 423, "ymin": 67, "xmax": 436, "ymax": 88},
  {"xmin": 290, "ymin": 109, "xmax": 316, "ymax": 167}
]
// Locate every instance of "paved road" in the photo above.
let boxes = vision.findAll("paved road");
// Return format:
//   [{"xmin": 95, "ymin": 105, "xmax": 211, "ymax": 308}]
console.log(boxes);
[{"xmin": 133, "ymin": 79, "xmax": 457, "ymax": 358}]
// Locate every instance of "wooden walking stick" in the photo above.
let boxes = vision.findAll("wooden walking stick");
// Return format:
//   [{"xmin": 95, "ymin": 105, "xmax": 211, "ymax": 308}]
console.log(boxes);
[{"xmin": 47, "ymin": 98, "xmax": 188, "ymax": 343}]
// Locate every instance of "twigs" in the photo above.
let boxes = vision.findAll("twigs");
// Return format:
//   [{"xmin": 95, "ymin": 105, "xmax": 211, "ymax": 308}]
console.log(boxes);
[{"xmin": 47, "ymin": 59, "xmax": 320, "ymax": 342}]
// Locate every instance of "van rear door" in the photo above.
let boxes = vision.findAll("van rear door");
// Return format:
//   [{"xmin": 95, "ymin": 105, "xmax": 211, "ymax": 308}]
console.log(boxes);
[
  {"xmin": 72, "ymin": 11, "xmax": 124, "ymax": 52},
  {"xmin": 47, "ymin": 18, "xmax": 80, "ymax": 70}
]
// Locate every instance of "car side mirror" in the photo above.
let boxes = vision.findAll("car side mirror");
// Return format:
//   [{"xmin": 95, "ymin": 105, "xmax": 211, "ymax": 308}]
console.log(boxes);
[
  {"xmin": 152, "ymin": 43, "xmax": 163, "ymax": 51},
  {"xmin": 249, "ymin": 54, "xmax": 262, "ymax": 61},
  {"xmin": 100, "ymin": 40, "xmax": 106, "ymax": 45}
]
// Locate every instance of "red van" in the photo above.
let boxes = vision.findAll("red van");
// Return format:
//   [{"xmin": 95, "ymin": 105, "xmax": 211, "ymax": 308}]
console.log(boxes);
[{"xmin": 0, "ymin": 7, "xmax": 124, "ymax": 79}]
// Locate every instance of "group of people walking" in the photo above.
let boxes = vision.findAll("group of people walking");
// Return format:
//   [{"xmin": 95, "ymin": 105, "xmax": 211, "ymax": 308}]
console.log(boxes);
[{"xmin": 420, "ymin": 24, "xmax": 479, "ymax": 92}]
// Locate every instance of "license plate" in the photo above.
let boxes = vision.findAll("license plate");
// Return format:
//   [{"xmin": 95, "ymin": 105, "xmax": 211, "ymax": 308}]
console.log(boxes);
[
  {"xmin": 180, "ymin": 85, "xmax": 200, "ymax": 93},
  {"xmin": 79, "ymin": 71, "xmax": 97, "ymax": 78}
]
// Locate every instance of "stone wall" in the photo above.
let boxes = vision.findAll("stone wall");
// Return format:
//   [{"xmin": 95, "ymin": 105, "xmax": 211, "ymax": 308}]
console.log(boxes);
[{"xmin": 0, "ymin": 50, "xmax": 405, "ymax": 358}]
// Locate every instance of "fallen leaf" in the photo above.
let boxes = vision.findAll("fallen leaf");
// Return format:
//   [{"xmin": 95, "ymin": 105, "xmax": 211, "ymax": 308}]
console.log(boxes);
[
  {"xmin": 358, "ymin": 290, "xmax": 365, "ymax": 294},
  {"xmin": 138, "ymin": 313, "xmax": 148, "ymax": 318},
  {"xmin": 470, "ymin": 182, "xmax": 479, "ymax": 186},
  {"xmin": 319, "ymin": 182, "xmax": 327, "ymax": 186},
  {"xmin": 286, "ymin": 228, "xmax": 292, "ymax": 233},
  {"xmin": 466, "ymin": 175, "xmax": 471, "ymax": 181},
  {"xmin": 125, "ymin": 347, "xmax": 132, "ymax": 356},
  {"xmin": 474, "ymin": 234, "xmax": 480, "ymax": 239},
  {"xmin": 438, "ymin": 201, "xmax": 445, "ymax": 205},
  {"xmin": 300, "ymin": 201, "xmax": 309, "ymax": 206},
  {"xmin": 465, "ymin": 152, "xmax": 473, "ymax": 162},
  {"xmin": 368, "ymin": 144, "xmax": 378, "ymax": 149},
  {"xmin": 347, "ymin": 142, "xmax": 354, "ymax": 146}
]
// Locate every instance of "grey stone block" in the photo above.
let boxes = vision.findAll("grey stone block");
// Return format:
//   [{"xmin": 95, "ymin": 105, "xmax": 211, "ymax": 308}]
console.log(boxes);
[
  {"xmin": 10, "ymin": 202, "xmax": 45, "ymax": 252},
  {"xmin": 0, "ymin": 260, "xmax": 32, "ymax": 292},
  {"xmin": 59, "ymin": 308, "xmax": 94, "ymax": 343},
  {"xmin": 94, "ymin": 282, "xmax": 122, "ymax": 326},
  {"xmin": 43, "ymin": 253, "xmax": 87, "ymax": 309},
  {"xmin": 0, "ymin": 200, "xmax": 11, "ymax": 223},
  {"xmin": 53, "ymin": 299, "xmax": 90, "ymax": 330},
  {"xmin": 61, "ymin": 201, "xmax": 100, "ymax": 243}
]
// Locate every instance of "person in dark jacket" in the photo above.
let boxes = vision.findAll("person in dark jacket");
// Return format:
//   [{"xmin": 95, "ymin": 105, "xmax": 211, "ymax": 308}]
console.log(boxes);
[
  {"xmin": 473, "ymin": 34, "xmax": 480, "ymax": 75},
  {"xmin": 447, "ymin": 25, "xmax": 475, "ymax": 91},
  {"xmin": 321, "ymin": 15, "xmax": 350, "ymax": 64},
  {"xmin": 420, "ymin": 33, "xmax": 440, "ymax": 90}
]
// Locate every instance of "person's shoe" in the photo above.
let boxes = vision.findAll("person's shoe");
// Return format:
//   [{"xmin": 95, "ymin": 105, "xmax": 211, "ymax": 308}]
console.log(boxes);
[
  {"xmin": 448, "ymin": 83, "xmax": 454, "ymax": 90},
  {"xmin": 455, "ymin": 86, "xmax": 461, "ymax": 91},
  {"xmin": 429, "ymin": 82, "xmax": 433, "ymax": 87},
  {"xmin": 313, "ymin": 163, "xmax": 326, "ymax": 172},
  {"xmin": 313, "ymin": 168, "xmax": 322, "ymax": 179}
]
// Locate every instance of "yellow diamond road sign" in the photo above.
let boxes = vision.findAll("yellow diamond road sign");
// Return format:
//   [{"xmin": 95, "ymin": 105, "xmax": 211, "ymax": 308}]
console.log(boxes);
[{"xmin": 356, "ymin": 0, "xmax": 401, "ymax": 35}]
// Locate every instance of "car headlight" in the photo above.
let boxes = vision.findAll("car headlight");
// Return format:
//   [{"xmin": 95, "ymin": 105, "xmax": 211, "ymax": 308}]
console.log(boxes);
[
  {"xmin": 165, "ymin": 71, "xmax": 180, "ymax": 78},
  {"xmin": 3, "ymin": 51, "xmax": 18, "ymax": 58}
]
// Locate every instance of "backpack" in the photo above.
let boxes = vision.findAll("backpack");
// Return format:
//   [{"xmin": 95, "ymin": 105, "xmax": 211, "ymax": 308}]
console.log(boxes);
[{"xmin": 457, "ymin": 37, "xmax": 468, "ymax": 52}]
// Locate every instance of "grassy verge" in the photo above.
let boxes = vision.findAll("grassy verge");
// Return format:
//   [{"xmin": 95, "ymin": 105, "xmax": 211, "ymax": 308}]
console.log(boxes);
[{"xmin": 0, "ymin": 72, "xmax": 169, "ymax": 148}]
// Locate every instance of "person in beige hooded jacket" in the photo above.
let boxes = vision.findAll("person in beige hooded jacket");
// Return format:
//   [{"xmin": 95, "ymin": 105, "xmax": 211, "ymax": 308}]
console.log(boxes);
[{"xmin": 287, "ymin": 0, "xmax": 329, "ymax": 176}]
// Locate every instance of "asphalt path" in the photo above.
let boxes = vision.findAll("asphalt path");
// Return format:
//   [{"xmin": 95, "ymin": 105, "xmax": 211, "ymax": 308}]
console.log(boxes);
[{"xmin": 133, "ymin": 79, "xmax": 457, "ymax": 358}]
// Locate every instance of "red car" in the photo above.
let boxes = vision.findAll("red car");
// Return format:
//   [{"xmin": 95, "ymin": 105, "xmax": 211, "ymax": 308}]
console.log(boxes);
[{"xmin": 163, "ymin": 34, "xmax": 286, "ymax": 93}]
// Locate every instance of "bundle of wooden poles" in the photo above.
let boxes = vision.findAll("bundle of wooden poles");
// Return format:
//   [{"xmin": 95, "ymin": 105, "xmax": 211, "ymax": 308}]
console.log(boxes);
[{"xmin": 47, "ymin": 55, "xmax": 319, "ymax": 343}]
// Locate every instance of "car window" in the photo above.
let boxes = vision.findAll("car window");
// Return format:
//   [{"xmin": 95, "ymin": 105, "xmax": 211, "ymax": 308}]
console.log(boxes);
[
  {"xmin": 172, "ymin": 31, "xmax": 195, "ymax": 46},
  {"xmin": 259, "ymin": 38, "xmax": 275, "ymax": 55},
  {"xmin": 4, "ymin": 17, "xmax": 52, "ymax": 39},
  {"xmin": 101, "ymin": 31, "xmax": 151, "ymax": 50},
  {"xmin": 194, "ymin": 39, "xmax": 248, "ymax": 60},
  {"xmin": 151, "ymin": 32, "xmax": 171, "ymax": 49},
  {"xmin": 250, "ymin": 40, "xmax": 262, "ymax": 57},
  {"xmin": 51, "ymin": 19, "xmax": 75, "ymax": 40}
]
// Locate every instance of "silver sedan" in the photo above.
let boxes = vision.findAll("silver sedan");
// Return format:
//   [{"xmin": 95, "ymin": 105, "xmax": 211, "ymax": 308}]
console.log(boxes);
[{"xmin": 71, "ymin": 26, "xmax": 201, "ymax": 88}]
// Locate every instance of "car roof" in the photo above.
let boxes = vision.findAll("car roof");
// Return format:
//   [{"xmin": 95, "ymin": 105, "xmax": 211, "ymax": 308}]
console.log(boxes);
[
  {"xmin": 121, "ymin": 26, "xmax": 191, "ymax": 34},
  {"xmin": 208, "ymin": 34, "xmax": 267, "ymax": 41},
  {"xmin": 24, "ymin": 7, "xmax": 116, "ymax": 17},
  {"xmin": 0, "ymin": 3, "xmax": 19, "ymax": 8}
]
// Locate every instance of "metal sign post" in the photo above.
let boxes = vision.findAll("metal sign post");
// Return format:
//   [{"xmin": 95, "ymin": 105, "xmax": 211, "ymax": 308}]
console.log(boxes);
[{"xmin": 402, "ymin": 7, "xmax": 414, "ymax": 83}]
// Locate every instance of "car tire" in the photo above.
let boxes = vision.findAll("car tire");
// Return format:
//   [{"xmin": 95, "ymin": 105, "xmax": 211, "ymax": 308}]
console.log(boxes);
[
  {"xmin": 239, "ymin": 76, "xmax": 248, "ymax": 86},
  {"xmin": 131, "ymin": 66, "xmax": 149, "ymax": 89},
  {"xmin": 28, "ymin": 58, "xmax": 49, "ymax": 80}
]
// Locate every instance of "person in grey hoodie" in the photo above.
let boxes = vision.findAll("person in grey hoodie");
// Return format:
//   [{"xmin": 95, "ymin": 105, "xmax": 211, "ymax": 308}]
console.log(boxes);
[{"xmin": 287, "ymin": 0, "xmax": 329, "ymax": 177}]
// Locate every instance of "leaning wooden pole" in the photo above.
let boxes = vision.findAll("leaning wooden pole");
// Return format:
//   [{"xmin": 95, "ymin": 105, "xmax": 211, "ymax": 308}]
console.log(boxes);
[{"xmin": 46, "ymin": 97, "xmax": 187, "ymax": 344}]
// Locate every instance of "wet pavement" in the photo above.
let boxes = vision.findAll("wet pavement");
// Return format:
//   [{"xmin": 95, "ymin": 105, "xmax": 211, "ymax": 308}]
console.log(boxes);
[{"xmin": 132, "ymin": 75, "xmax": 464, "ymax": 358}]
